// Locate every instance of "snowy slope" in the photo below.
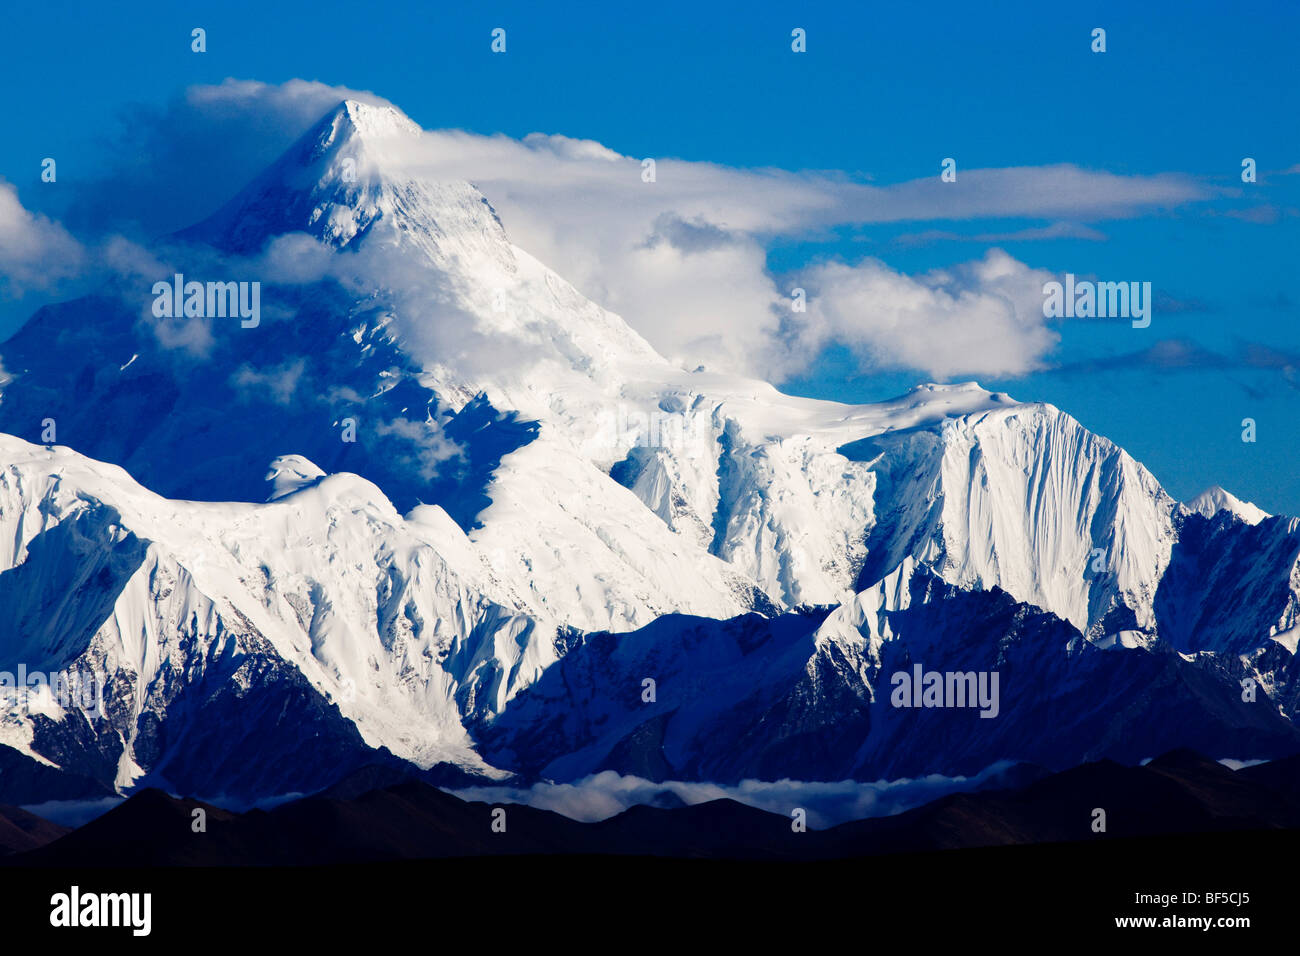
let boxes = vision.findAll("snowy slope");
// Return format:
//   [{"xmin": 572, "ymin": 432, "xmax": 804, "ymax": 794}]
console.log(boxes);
[
  {"xmin": 0, "ymin": 435, "xmax": 543, "ymax": 783},
  {"xmin": 849, "ymin": 399, "xmax": 1181, "ymax": 638}
]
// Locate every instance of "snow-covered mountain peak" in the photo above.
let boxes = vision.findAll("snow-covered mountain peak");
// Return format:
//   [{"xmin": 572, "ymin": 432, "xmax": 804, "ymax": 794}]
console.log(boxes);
[
  {"xmin": 180, "ymin": 98, "xmax": 509, "ymax": 261},
  {"xmin": 1187, "ymin": 485, "xmax": 1269, "ymax": 525},
  {"xmin": 880, "ymin": 381, "xmax": 1020, "ymax": 418},
  {"xmin": 909, "ymin": 381, "xmax": 1001, "ymax": 398},
  {"xmin": 329, "ymin": 98, "xmax": 423, "ymax": 142},
  {"xmin": 265, "ymin": 454, "xmax": 327, "ymax": 501},
  {"xmin": 161, "ymin": 97, "xmax": 676, "ymax": 400},
  {"xmin": 294, "ymin": 97, "xmax": 424, "ymax": 178}
]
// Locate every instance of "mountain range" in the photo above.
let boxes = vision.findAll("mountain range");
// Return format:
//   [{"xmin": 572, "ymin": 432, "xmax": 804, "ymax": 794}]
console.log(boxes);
[{"xmin": 0, "ymin": 99, "xmax": 1297, "ymax": 807}]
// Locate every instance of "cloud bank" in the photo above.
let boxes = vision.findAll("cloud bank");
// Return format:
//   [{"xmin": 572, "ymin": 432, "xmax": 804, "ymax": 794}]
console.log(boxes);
[
  {"xmin": 11, "ymin": 78, "xmax": 1221, "ymax": 381},
  {"xmin": 451, "ymin": 762, "xmax": 1026, "ymax": 830}
]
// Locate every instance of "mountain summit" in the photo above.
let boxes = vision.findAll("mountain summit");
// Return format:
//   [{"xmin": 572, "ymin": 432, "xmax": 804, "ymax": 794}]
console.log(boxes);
[
  {"xmin": 1187, "ymin": 485, "xmax": 1269, "ymax": 526},
  {"xmin": 181, "ymin": 98, "xmax": 510, "ymax": 264}
]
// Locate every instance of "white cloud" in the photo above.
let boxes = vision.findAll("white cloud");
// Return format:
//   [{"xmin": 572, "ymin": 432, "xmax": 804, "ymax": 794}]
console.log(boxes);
[
  {"xmin": 794, "ymin": 249, "xmax": 1060, "ymax": 380},
  {"xmin": 0, "ymin": 181, "xmax": 84, "ymax": 294},
  {"xmin": 149, "ymin": 313, "xmax": 214, "ymax": 358},
  {"xmin": 31, "ymin": 80, "xmax": 1222, "ymax": 381},
  {"xmin": 365, "ymin": 118, "xmax": 1204, "ymax": 380},
  {"xmin": 451, "ymin": 761, "xmax": 1023, "ymax": 829},
  {"xmin": 373, "ymin": 417, "xmax": 466, "ymax": 480},
  {"xmin": 231, "ymin": 358, "xmax": 308, "ymax": 406}
]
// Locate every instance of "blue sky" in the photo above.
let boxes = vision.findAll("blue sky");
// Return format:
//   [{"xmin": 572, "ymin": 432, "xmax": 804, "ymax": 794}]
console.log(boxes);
[{"xmin": 0, "ymin": 0, "xmax": 1297, "ymax": 511}]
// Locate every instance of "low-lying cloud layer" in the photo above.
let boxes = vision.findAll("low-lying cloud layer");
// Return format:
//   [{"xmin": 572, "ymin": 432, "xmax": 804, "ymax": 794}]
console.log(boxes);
[{"xmin": 451, "ymin": 762, "xmax": 1024, "ymax": 829}]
